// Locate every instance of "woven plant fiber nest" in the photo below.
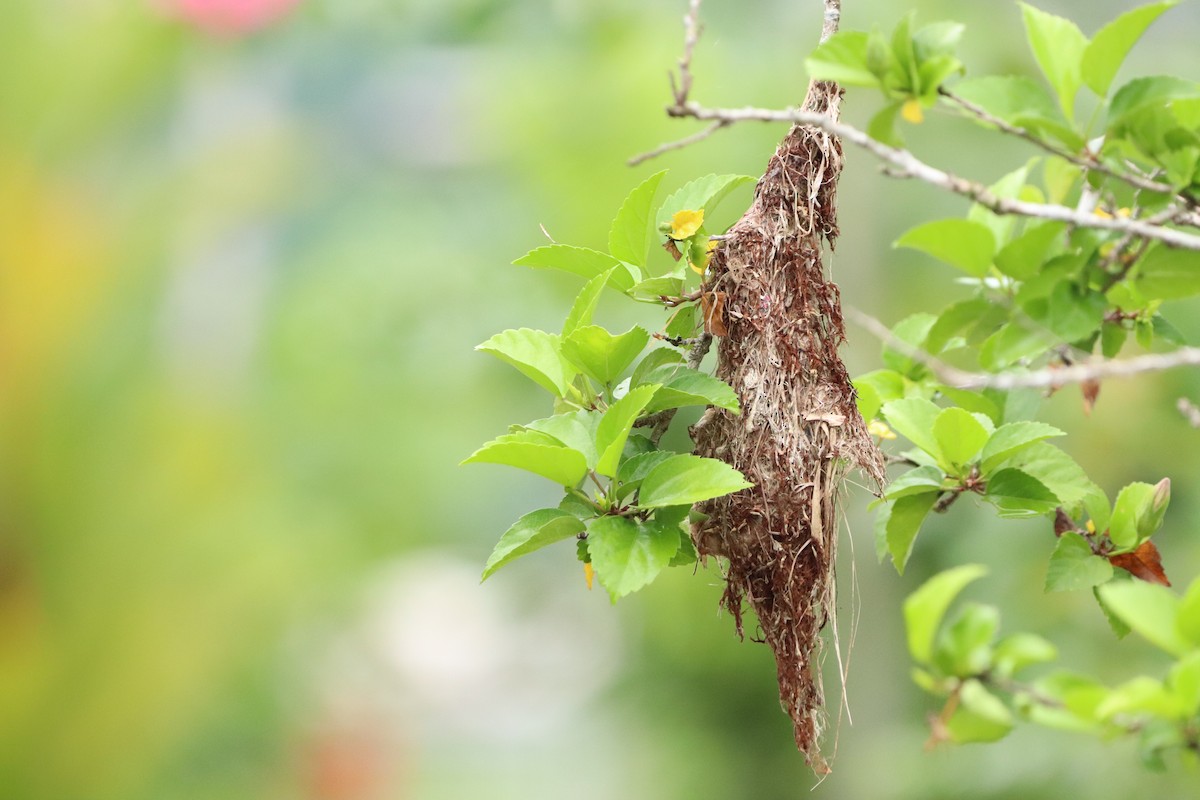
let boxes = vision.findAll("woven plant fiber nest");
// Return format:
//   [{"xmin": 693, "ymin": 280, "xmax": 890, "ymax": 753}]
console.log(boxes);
[{"xmin": 690, "ymin": 81, "xmax": 885, "ymax": 774}]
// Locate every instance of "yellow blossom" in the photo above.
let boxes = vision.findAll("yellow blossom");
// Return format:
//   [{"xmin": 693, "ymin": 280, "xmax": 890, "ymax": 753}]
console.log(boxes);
[
  {"xmin": 901, "ymin": 98, "xmax": 924, "ymax": 124},
  {"xmin": 868, "ymin": 419, "xmax": 897, "ymax": 440},
  {"xmin": 584, "ymin": 562, "xmax": 595, "ymax": 590},
  {"xmin": 670, "ymin": 208, "xmax": 704, "ymax": 240},
  {"xmin": 1085, "ymin": 519, "xmax": 1096, "ymax": 534}
]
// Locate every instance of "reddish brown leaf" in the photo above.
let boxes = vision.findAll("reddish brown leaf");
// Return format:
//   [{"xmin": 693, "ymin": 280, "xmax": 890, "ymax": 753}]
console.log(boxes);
[
  {"xmin": 662, "ymin": 238, "xmax": 682, "ymax": 261},
  {"xmin": 1109, "ymin": 540, "xmax": 1171, "ymax": 586},
  {"xmin": 1081, "ymin": 379, "xmax": 1100, "ymax": 415},
  {"xmin": 1053, "ymin": 508, "xmax": 1074, "ymax": 537},
  {"xmin": 701, "ymin": 291, "xmax": 729, "ymax": 336}
]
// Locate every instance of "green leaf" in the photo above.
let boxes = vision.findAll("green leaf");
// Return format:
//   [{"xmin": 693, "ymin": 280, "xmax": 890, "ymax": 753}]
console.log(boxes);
[
  {"xmin": 970, "ymin": 162, "xmax": 1035, "ymax": 246},
  {"xmin": 993, "ymin": 633, "xmax": 1058, "ymax": 678},
  {"xmin": 866, "ymin": 101, "xmax": 904, "ymax": 148},
  {"xmin": 895, "ymin": 219, "xmax": 996, "ymax": 276},
  {"xmin": 1107, "ymin": 76, "xmax": 1200, "ymax": 127},
  {"xmin": 933, "ymin": 407, "xmax": 989, "ymax": 470},
  {"xmin": 805, "ymin": 31, "xmax": 880, "ymax": 87},
  {"xmin": 1097, "ymin": 581, "xmax": 1190, "ymax": 656},
  {"xmin": 979, "ymin": 322, "xmax": 1051, "ymax": 370},
  {"xmin": 616, "ymin": 450, "xmax": 676, "ymax": 500},
  {"xmin": 595, "ymin": 384, "xmax": 660, "ymax": 478},
  {"xmin": 885, "ymin": 465, "xmax": 946, "ymax": 500},
  {"xmin": 657, "ymin": 174, "xmax": 755, "ymax": 229},
  {"xmin": 933, "ymin": 602, "xmax": 999, "ymax": 678},
  {"xmin": 1097, "ymin": 676, "xmax": 1186, "ymax": 722},
  {"xmin": 1134, "ymin": 244, "xmax": 1200, "ymax": 299},
  {"xmin": 665, "ymin": 304, "xmax": 698, "ymax": 340},
  {"xmin": 950, "ymin": 75, "xmax": 1064, "ymax": 134},
  {"xmin": 905, "ymin": 564, "xmax": 989, "ymax": 664},
  {"xmin": 947, "ymin": 679, "xmax": 1014, "ymax": 743},
  {"xmin": 561, "ymin": 325, "xmax": 650, "ymax": 386},
  {"xmin": 631, "ymin": 347, "xmax": 685, "ymax": 387},
  {"xmin": 522, "ymin": 410, "xmax": 602, "ymax": 468},
  {"xmin": 886, "ymin": 492, "xmax": 939, "ymax": 574},
  {"xmin": 638, "ymin": 454, "xmax": 753, "ymax": 508},
  {"xmin": 562, "ymin": 269, "xmax": 614, "ymax": 336},
  {"xmin": 1082, "ymin": 3, "xmax": 1177, "ymax": 97},
  {"xmin": 984, "ymin": 468, "xmax": 1059, "ymax": 517},
  {"xmin": 587, "ymin": 515, "xmax": 681, "ymax": 601},
  {"xmin": 1109, "ymin": 480, "xmax": 1170, "ymax": 550},
  {"xmin": 629, "ymin": 276, "xmax": 684, "ymax": 299},
  {"xmin": 1020, "ymin": 2, "xmax": 1088, "ymax": 121},
  {"xmin": 639, "ymin": 365, "xmax": 740, "ymax": 413},
  {"xmin": 1179, "ymin": 577, "xmax": 1200, "ymax": 646},
  {"xmin": 1003, "ymin": 442, "xmax": 1096, "ymax": 512},
  {"xmin": 608, "ymin": 170, "xmax": 667, "ymax": 266},
  {"xmin": 925, "ymin": 297, "xmax": 991, "ymax": 353},
  {"xmin": 994, "ymin": 221, "xmax": 1065, "ymax": 280},
  {"xmin": 881, "ymin": 397, "xmax": 942, "ymax": 457},
  {"xmin": 980, "ymin": 421, "xmax": 1065, "ymax": 475},
  {"xmin": 462, "ymin": 431, "xmax": 589, "ymax": 486},
  {"xmin": 1045, "ymin": 532, "xmax": 1114, "ymax": 592},
  {"xmin": 476, "ymin": 328, "xmax": 577, "ymax": 397},
  {"xmin": 882, "ymin": 313, "xmax": 937, "ymax": 376},
  {"xmin": 482, "ymin": 509, "xmax": 587, "ymax": 580},
  {"xmin": 514, "ymin": 244, "xmax": 640, "ymax": 292}
]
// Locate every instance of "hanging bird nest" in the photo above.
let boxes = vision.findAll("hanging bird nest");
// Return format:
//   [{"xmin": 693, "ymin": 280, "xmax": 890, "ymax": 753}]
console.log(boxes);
[{"xmin": 690, "ymin": 80, "xmax": 885, "ymax": 774}]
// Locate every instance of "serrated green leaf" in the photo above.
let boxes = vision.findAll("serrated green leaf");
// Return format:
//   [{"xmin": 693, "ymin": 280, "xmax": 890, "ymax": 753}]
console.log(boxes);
[
  {"xmin": 462, "ymin": 432, "xmax": 589, "ymax": 486},
  {"xmin": 657, "ymin": 174, "xmax": 755, "ymax": 229},
  {"xmin": 561, "ymin": 325, "xmax": 650, "ymax": 386},
  {"xmin": 638, "ymin": 454, "xmax": 753, "ymax": 508},
  {"xmin": 948, "ymin": 679, "xmax": 1014, "ymax": 743},
  {"xmin": 609, "ymin": 170, "xmax": 667, "ymax": 266},
  {"xmin": 933, "ymin": 407, "xmax": 989, "ymax": 470},
  {"xmin": 1082, "ymin": 2, "xmax": 1177, "ymax": 97},
  {"xmin": 885, "ymin": 465, "xmax": 946, "ymax": 500},
  {"xmin": 905, "ymin": 564, "xmax": 989, "ymax": 664},
  {"xmin": 639, "ymin": 365, "xmax": 740, "ymax": 413},
  {"xmin": 881, "ymin": 397, "xmax": 942, "ymax": 457},
  {"xmin": 482, "ymin": 509, "xmax": 587, "ymax": 580},
  {"xmin": 587, "ymin": 514, "xmax": 681, "ymax": 601},
  {"xmin": 995, "ymin": 221, "xmax": 1065, "ymax": 280},
  {"xmin": 895, "ymin": 219, "xmax": 996, "ymax": 276},
  {"xmin": 477, "ymin": 328, "xmax": 577, "ymax": 397},
  {"xmin": 925, "ymin": 297, "xmax": 991, "ymax": 353},
  {"xmin": 805, "ymin": 31, "xmax": 880, "ymax": 87},
  {"xmin": 514, "ymin": 244, "xmax": 640, "ymax": 292},
  {"xmin": 981, "ymin": 421, "xmax": 1065, "ymax": 475},
  {"xmin": 887, "ymin": 492, "xmax": 939, "ymax": 574},
  {"xmin": 629, "ymin": 275, "xmax": 684, "ymax": 299},
  {"xmin": 1020, "ymin": 2, "xmax": 1088, "ymax": 122},
  {"xmin": 631, "ymin": 347, "xmax": 685, "ymax": 387},
  {"xmin": 616, "ymin": 450, "xmax": 676, "ymax": 500},
  {"xmin": 562, "ymin": 269, "xmax": 613, "ymax": 336},
  {"xmin": 1002, "ymin": 442, "xmax": 1096, "ymax": 512},
  {"xmin": 1134, "ymin": 244, "xmax": 1200, "ymax": 299},
  {"xmin": 1045, "ymin": 532, "xmax": 1114, "ymax": 592},
  {"xmin": 522, "ymin": 410, "xmax": 602, "ymax": 468},
  {"xmin": 933, "ymin": 602, "xmax": 999, "ymax": 678},
  {"xmin": 595, "ymin": 384, "xmax": 660, "ymax": 478},
  {"xmin": 985, "ymin": 468, "xmax": 1059, "ymax": 517},
  {"xmin": 665, "ymin": 304, "xmax": 698, "ymax": 340},
  {"xmin": 979, "ymin": 322, "xmax": 1051, "ymax": 371},
  {"xmin": 1098, "ymin": 580, "xmax": 1189, "ymax": 655}
]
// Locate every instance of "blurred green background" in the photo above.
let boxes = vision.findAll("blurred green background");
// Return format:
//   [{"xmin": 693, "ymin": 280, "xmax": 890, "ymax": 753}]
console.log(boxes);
[{"xmin": 2, "ymin": 1, "xmax": 1199, "ymax": 798}]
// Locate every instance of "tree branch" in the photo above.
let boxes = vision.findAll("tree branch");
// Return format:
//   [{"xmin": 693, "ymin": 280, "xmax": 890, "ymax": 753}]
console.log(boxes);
[{"xmin": 628, "ymin": 120, "xmax": 730, "ymax": 166}]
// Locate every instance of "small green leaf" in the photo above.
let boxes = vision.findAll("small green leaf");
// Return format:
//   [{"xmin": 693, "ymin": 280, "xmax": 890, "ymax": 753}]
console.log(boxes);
[
  {"xmin": 608, "ymin": 170, "xmax": 667, "ymax": 266},
  {"xmin": 1019, "ymin": 2, "xmax": 1088, "ymax": 122},
  {"xmin": 522, "ymin": 410, "xmax": 602, "ymax": 468},
  {"xmin": 1109, "ymin": 480, "xmax": 1169, "ymax": 550},
  {"xmin": 980, "ymin": 421, "xmax": 1065, "ymax": 475},
  {"xmin": 970, "ymin": 162, "xmax": 1035, "ymax": 246},
  {"xmin": 1081, "ymin": 2, "xmax": 1177, "ymax": 97},
  {"xmin": 994, "ymin": 221, "xmax": 1065, "ymax": 280},
  {"xmin": 1096, "ymin": 676, "xmax": 1184, "ymax": 721},
  {"xmin": 1045, "ymin": 532, "xmax": 1114, "ymax": 592},
  {"xmin": 616, "ymin": 450, "xmax": 676, "ymax": 500},
  {"xmin": 1108, "ymin": 76, "xmax": 1200, "ymax": 127},
  {"xmin": 587, "ymin": 515, "xmax": 681, "ymax": 601},
  {"xmin": 950, "ymin": 75, "xmax": 1064, "ymax": 135},
  {"xmin": 947, "ymin": 679, "xmax": 1014, "ymax": 743},
  {"xmin": 629, "ymin": 276, "xmax": 684, "ymax": 299},
  {"xmin": 885, "ymin": 465, "xmax": 946, "ymax": 500},
  {"xmin": 482, "ymin": 509, "xmax": 587, "ymax": 580},
  {"xmin": 895, "ymin": 219, "xmax": 996, "ymax": 276},
  {"xmin": 925, "ymin": 297, "xmax": 992, "ymax": 353},
  {"xmin": 657, "ymin": 174, "xmax": 755, "ymax": 229},
  {"xmin": 665, "ymin": 304, "xmax": 698, "ymax": 340},
  {"xmin": 984, "ymin": 468, "xmax": 1059, "ymax": 517},
  {"xmin": 462, "ymin": 431, "xmax": 589, "ymax": 487},
  {"xmin": 932, "ymin": 407, "xmax": 989, "ymax": 470},
  {"xmin": 638, "ymin": 454, "xmax": 753, "ymax": 508},
  {"xmin": 933, "ymin": 602, "xmax": 999, "ymax": 678},
  {"xmin": 595, "ymin": 384, "xmax": 660, "ymax": 478},
  {"xmin": 1098, "ymin": 580, "xmax": 1190, "ymax": 656},
  {"xmin": 630, "ymin": 347, "xmax": 685, "ymax": 387},
  {"xmin": 514, "ymin": 244, "xmax": 640, "ymax": 292},
  {"xmin": 881, "ymin": 397, "xmax": 943, "ymax": 457},
  {"xmin": 639, "ymin": 365, "xmax": 740, "ymax": 413},
  {"xmin": 562, "ymin": 269, "xmax": 614, "ymax": 336},
  {"xmin": 1003, "ymin": 442, "xmax": 1096, "ymax": 512},
  {"xmin": 477, "ymin": 328, "xmax": 577, "ymax": 397},
  {"xmin": 887, "ymin": 492, "xmax": 939, "ymax": 574},
  {"xmin": 993, "ymin": 632, "xmax": 1058, "ymax": 678},
  {"xmin": 1178, "ymin": 577, "xmax": 1200, "ymax": 646},
  {"xmin": 1134, "ymin": 244, "xmax": 1200, "ymax": 299},
  {"xmin": 561, "ymin": 325, "xmax": 650, "ymax": 386},
  {"xmin": 882, "ymin": 313, "xmax": 937, "ymax": 376},
  {"xmin": 805, "ymin": 31, "xmax": 880, "ymax": 87},
  {"xmin": 978, "ymin": 323, "xmax": 1051, "ymax": 370},
  {"xmin": 905, "ymin": 564, "xmax": 989, "ymax": 664}
]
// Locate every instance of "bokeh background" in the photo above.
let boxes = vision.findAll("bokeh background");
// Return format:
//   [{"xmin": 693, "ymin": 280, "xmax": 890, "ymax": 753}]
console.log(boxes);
[{"xmin": 2, "ymin": 1, "xmax": 1199, "ymax": 798}]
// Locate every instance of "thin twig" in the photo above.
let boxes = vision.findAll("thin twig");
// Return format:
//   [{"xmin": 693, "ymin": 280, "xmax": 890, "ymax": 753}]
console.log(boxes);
[
  {"xmin": 671, "ymin": 0, "xmax": 704, "ymax": 106},
  {"xmin": 846, "ymin": 306, "xmax": 1200, "ymax": 391},
  {"xmin": 628, "ymin": 120, "xmax": 730, "ymax": 166},
  {"xmin": 663, "ymin": 101, "xmax": 1200, "ymax": 251}
]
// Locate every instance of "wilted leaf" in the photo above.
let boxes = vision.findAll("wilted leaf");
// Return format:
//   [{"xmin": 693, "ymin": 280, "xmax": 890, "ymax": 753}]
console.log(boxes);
[
  {"xmin": 1110, "ymin": 540, "xmax": 1171, "ymax": 586},
  {"xmin": 701, "ymin": 291, "xmax": 729, "ymax": 336}
]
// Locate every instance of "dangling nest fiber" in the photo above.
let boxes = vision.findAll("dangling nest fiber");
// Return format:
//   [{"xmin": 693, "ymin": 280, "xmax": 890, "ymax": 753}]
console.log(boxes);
[{"xmin": 690, "ymin": 81, "xmax": 885, "ymax": 773}]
